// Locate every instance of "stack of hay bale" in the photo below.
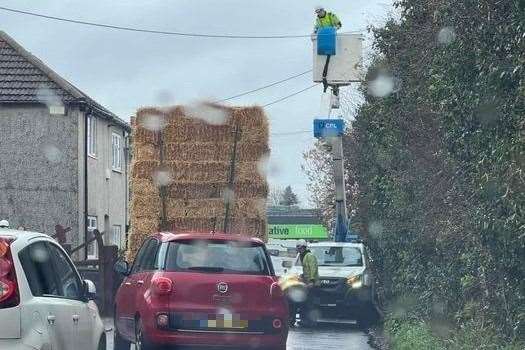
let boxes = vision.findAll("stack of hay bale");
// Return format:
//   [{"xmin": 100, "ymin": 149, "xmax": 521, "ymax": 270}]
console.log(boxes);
[{"xmin": 127, "ymin": 105, "xmax": 269, "ymax": 259}]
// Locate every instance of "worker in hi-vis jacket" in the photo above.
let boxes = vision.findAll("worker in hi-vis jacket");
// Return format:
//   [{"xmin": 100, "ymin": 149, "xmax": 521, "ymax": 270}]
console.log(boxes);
[{"xmin": 314, "ymin": 6, "xmax": 342, "ymax": 33}]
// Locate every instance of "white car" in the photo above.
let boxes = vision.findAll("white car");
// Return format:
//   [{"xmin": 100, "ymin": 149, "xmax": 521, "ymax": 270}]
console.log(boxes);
[
  {"xmin": 0, "ymin": 227, "xmax": 106, "ymax": 350},
  {"xmin": 289, "ymin": 241, "xmax": 378, "ymax": 327}
]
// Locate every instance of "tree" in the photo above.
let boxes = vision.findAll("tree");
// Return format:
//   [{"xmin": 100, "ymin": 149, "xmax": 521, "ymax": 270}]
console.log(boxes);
[
  {"xmin": 267, "ymin": 186, "xmax": 284, "ymax": 206},
  {"xmin": 279, "ymin": 186, "xmax": 299, "ymax": 207}
]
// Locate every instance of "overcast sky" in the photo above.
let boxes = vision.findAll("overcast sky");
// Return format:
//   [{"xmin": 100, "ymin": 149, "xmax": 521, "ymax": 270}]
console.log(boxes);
[{"xmin": 0, "ymin": 0, "xmax": 393, "ymax": 206}]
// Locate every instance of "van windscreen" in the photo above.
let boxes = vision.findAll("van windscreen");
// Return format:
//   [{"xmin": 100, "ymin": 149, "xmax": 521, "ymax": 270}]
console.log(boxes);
[{"xmin": 165, "ymin": 240, "xmax": 271, "ymax": 275}]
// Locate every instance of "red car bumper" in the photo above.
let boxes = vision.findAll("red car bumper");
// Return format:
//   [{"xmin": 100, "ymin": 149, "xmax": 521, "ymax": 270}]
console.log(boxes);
[{"xmin": 143, "ymin": 314, "xmax": 288, "ymax": 349}]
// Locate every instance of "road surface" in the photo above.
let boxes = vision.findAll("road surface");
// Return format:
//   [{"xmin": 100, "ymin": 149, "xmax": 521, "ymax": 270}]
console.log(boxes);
[{"xmin": 105, "ymin": 320, "xmax": 373, "ymax": 350}]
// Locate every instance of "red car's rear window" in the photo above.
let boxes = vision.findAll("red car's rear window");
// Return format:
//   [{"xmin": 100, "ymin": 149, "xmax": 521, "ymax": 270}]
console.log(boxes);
[{"xmin": 165, "ymin": 240, "xmax": 271, "ymax": 275}]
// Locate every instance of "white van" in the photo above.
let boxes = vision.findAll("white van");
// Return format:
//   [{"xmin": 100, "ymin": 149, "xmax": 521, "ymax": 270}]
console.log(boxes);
[{"xmin": 289, "ymin": 241, "xmax": 377, "ymax": 327}]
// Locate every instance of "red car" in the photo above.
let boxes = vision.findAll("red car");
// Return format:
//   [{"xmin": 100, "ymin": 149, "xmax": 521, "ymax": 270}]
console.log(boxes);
[{"xmin": 113, "ymin": 232, "xmax": 288, "ymax": 350}]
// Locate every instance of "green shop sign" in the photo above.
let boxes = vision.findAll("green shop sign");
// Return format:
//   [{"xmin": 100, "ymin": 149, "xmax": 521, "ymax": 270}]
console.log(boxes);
[{"xmin": 268, "ymin": 224, "xmax": 328, "ymax": 239}]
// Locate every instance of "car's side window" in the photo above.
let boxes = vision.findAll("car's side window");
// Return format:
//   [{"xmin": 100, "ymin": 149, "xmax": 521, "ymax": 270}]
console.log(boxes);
[
  {"xmin": 47, "ymin": 243, "xmax": 83, "ymax": 300},
  {"xmin": 130, "ymin": 238, "xmax": 152, "ymax": 274},
  {"xmin": 19, "ymin": 241, "xmax": 60, "ymax": 297},
  {"xmin": 141, "ymin": 239, "xmax": 160, "ymax": 271}
]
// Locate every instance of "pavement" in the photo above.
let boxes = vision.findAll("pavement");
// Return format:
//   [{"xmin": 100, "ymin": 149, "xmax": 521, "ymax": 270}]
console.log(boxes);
[{"xmin": 105, "ymin": 319, "xmax": 373, "ymax": 349}]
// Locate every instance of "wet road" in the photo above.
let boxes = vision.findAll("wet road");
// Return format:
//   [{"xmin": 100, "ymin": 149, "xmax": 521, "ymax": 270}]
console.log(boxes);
[
  {"xmin": 287, "ymin": 324, "xmax": 372, "ymax": 350},
  {"xmin": 106, "ymin": 320, "xmax": 372, "ymax": 350}
]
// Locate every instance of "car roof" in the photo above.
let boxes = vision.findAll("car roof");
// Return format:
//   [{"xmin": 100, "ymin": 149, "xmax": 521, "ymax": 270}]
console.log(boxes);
[
  {"xmin": 0, "ymin": 228, "xmax": 53, "ymax": 247},
  {"xmin": 153, "ymin": 232, "xmax": 265, "ymax": 245}
]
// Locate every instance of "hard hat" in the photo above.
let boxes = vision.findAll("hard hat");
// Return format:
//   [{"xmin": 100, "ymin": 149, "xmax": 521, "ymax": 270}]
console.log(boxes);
[
  {"xmin": 296, "ymin": 239, "xmax": 307, "ymax": 248},
  {"xmin": 0, "ymin": 220, "xmax": 10, "ymax": 228},
  {"xmin": 315, "ymin": 6, "xmax": 324, "ymax": 13}
]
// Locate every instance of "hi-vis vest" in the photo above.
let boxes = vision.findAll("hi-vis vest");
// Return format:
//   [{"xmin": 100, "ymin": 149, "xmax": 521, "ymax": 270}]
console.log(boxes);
[{"xmin": 315, "ymin": 12, "xmax": 342, "ymax": 30}]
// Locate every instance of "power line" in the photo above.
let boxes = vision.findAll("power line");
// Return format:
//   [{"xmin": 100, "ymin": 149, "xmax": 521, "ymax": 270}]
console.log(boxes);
[
  {"xmin": 271, "ymin": 130, "xmax": 311, "ymax": 136},
  {"xmin": 263, "ymin": 84, "xmax": 320, "ymax": 107},
  {"xmin": 0, "ymin": 6, "xmax": 364, "ymax": 39},
  {"xmin": 216, "ymin": 70, "xmax": 312, "ymax": 102}
]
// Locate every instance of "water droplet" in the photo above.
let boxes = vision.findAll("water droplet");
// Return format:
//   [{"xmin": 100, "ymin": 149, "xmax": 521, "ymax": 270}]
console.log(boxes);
[
  {"xmin": 437, "ymin": 27, "xmax": 456, "ymax": 45},
  {"xmin": 287, "ymin": 286, "xmax": 308, "ymax": 303},
  {"xmin": 36, "ymin": 84, "xmax": 64, "ymax": 110},
  {"xmin": 139, "ymin": 113, "xmax": 168, "ymax": 132},
  {"xmin": 221, "ymin": 187, "xmax": 235, "ymax": 205},
  {"xmin": 152, "ymin": 167, "xmax": 173, "ymax": 187},
  {"xmin": 185, "ymin": 101, "xmax": 228, "ymax": 125},
  {"xmin": 43, "ymin": 143, "xmax": 62, "ymax": 163},
  {"xmin": 155, "ymin": 90, "xmax": 175, "ymax": 106},
  {"xmin": 368, "ymin": 220, "xmax": 385, "ymax": 238},
  {"xmin": 368, "ymin": 73, "xmax": 395, "ymax": 97},
  {"xmin": 30, "ymin": 245, "xmax": 50, "ymax": 263},
  {"xmin": 256, "ymin": 154, "xmax": 279, "ymax": 178}
]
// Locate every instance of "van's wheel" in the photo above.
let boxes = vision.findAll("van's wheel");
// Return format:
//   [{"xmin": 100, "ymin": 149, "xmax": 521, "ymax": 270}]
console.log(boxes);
[
  {"xmin": 356, "ymin": 303, "xmax": 379, "ymax": 330},
  {"xmin": 113, "ymin": 327, "xmax": 130, "ymax": 350}
]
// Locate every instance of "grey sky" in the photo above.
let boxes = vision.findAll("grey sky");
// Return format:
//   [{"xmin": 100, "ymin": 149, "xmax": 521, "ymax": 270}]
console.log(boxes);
[{"xmin": 0, "ymin": 0, "xmax": 393, "ymax": 206}]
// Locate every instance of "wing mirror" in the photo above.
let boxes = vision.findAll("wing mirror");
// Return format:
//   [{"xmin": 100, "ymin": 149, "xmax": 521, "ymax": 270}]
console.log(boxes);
[
  {"xmin": 114, "ymin": 259, "xmax": 130, "ymax": 276},
  {"xmin": 83, "ymin": 279, "xmax": 97, "ymax": 300},
  {"xmin": 282, "ymin": 261, "xmax": 293, "ymax": 269}
]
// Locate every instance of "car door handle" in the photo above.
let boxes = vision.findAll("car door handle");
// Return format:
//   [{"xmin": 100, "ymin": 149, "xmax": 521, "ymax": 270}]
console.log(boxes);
[
  {"xmin": 47, "ymin": 315, "xmax": 56, "ymax": 325},
  {"xmin": 73, "ymin": 315, "xmax": 80, "ymax": 323},
  {"xmin": 136, "ymin": 280, "xmax": 144, "ymax": 286}
]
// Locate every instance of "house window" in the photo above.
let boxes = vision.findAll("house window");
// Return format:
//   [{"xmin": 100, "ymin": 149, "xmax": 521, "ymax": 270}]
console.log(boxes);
[
  {"xmin": 87, "ymin": 216, "xmax": 98, "ymax": 260},
  {"xmin": 112, "ymin": 225, "xmax": 122, "ymax": 248},
  {"xmin": 87, "ymin": 115, "xmax": 97, "ymax": 157},
  {"xmin": 112, "ymin": 133, "xmax": 122, "ymax": 171}
]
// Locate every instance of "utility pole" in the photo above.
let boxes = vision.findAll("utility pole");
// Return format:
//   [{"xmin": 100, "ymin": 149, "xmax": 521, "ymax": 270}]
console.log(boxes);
[
  {"xmin": 223, "ymin": 124, "xmax": 241, "ymax": 233},
  {"xmin": 157, "ymin": 130, "xmax": 169, "ymax": 231}
]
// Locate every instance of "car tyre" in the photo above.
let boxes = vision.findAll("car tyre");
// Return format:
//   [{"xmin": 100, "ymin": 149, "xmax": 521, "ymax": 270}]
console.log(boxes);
[
  {"xmin": 114, "ymin": 327, "xmax": 130, "ymax": 350},
  {"xmin": 135, "ymin": 318, "xmax": 158, "ymax": 350},
  {"xmin": 97, "ymin": 335, "xmax": 107, "ymax": 350}
]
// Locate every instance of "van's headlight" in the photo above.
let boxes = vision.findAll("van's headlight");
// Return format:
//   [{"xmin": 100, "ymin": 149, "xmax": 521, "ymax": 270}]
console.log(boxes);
[{"xmin": 346, "ymin": 274, "xmax": 363, "ymax": 289}]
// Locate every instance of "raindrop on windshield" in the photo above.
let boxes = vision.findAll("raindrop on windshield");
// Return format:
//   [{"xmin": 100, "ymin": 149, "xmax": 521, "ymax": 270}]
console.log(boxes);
[
  {"xmin": 368, "ymin": 73, "xmax": 396, "ymax": 97},
  {"xmin": 139, "ymin": 113, "xmax": 168, "ymax": 132},
  {"xmin": 256, "ymin": 153, "xmax": 280, "ymax": 178},
  {"xmin": 36, "ymin": 84, "xmax": 64, "ymax": 111},
  {"xmin": 185, "ymin": 101, "xmax": 228, "ymax": 125},
  {"xmin": 368, "ymin": 220, "xmax": 385, "ymax": 238},
  {"xmin": 221, "ymin": 187, "xmax": 235, "ymax": 205},
  {"xmin": 42, "ymin": 143, "xmax": 63, "ymax": 163},
  {"xmin": 152, "ymin": 167, "xmax": 174, "ymax": 187},
  {"xmin": 287, "ymin": 286, "xmax": 308, "ymax": 303},
  {"xmin": 437, "ymin": 26, "xmax": 456, "ymax": 45}
]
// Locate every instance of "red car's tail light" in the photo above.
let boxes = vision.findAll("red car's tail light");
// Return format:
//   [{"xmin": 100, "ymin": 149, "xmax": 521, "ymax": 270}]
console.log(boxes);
[
  {"xmin": 0, "ymin": 238, "xmax": 19, "ymax": 308},
  {"xmin": 270, "ymin": 282, "xmax": 284, "ymax": 299},
  {"xmin": 152, "ymin": 277, "xmax": 173, "ymax": 296}
]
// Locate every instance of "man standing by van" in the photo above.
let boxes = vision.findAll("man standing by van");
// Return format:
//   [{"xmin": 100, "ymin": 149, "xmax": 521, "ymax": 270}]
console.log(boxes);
[{"xmin": 296, "ymin": 240, "xmax": 319, "ymax": 326}]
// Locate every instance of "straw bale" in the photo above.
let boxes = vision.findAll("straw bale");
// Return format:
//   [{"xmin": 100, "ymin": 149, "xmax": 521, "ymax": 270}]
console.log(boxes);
[
  {"xmin": 126, "ymin": 218, "xmax": 160, "ymax": 260},
  {"xmin": 131, "ymin": 178, "xmax": 159, "ymax": 197},
  {"xmin": 162, "ymin": 161, "xmax": 263, "ymax": 183},
  {"xmin": 134, "ymin": 143, "xmax": 159, "ymax": 161},
  {"xmin": 168, "ymin": 217, "xmax": 266, "ymax": 237},
  {"xmin": 131, "ymin": 160, "xmax": 161, "ymax": 179},
  {"xmin": 130, "ymin": 195, "xmax": 161, "ymax": 219},
  {"xmin": 163, "ymin": 142, "xmax": 269, "ymax": 162},
  {"xmin": 166, "ymin": 182, "xmax": 268, "ymax": 200},
  {"xmin": 166, "ymin": 198, "xmax": 266, "ymax": 220},
  {"xmin": 128, "ymin": 104, "xmax": 269, "ymax": 257}
]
